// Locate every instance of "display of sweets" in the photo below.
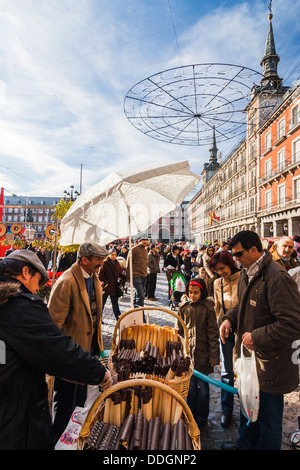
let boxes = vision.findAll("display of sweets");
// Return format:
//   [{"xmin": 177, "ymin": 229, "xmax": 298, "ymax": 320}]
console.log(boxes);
[
  {"xmin": 84, "ymin": 412, "xmax": 193, "ymax": 451},
  {"xmin": 112, "ymin": 339, "xmax": 190, "ymax": 382}
]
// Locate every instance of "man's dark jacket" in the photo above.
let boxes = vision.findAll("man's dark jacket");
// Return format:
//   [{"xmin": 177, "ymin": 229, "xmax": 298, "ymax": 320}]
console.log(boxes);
[
  {"xmin": 223, "ymin": 251, "xmax": 300, "ymax": 395},
  {"xmin": 0, "ymin": 276, "xmax": 106, "ymax": 450}
]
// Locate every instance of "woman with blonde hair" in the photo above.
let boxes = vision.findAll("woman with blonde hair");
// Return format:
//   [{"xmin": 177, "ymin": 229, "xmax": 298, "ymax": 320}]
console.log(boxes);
[{"xmin": 210, "ymin": 250, "xmax": 240, "ymax": 428}]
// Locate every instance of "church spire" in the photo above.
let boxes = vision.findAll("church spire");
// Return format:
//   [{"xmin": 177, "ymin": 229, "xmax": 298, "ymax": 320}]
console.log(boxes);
[
  {"xmin": 260, "ymin": 12, "xmax": 282, "ymax": 89},
  {"xmin": 209, "ymin": 126, "xmax": 218, "ymax": 164}
]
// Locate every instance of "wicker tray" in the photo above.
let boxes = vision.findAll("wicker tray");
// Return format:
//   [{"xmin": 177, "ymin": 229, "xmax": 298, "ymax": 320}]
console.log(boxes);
[
  {"xmin": 77, "ymin": 378, "xmax": 201, "ymax": 450},
  {"xmin": 108, "ymin": 307, "xmax": 193, "ymax": 399}
]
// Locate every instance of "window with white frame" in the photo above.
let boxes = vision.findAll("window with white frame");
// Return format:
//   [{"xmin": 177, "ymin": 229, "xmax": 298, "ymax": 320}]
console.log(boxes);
[
  {"xmin": 293, "ymin": 177, "xmax": 300, "ymax": 201},
  {"xmin": 277, "ymin": 117, "xmax": 285, "ymax": 140},
  {"xmin": 249, "ymin": 168, "xmax": 256, "ymax": 188},
  {"xmin": 265, "ymin": 131, "xmax": 271, "ymax": 151},
  {"xmin": 278, "ymin": 184, "xmax": 286, "ymax": 206},
  {"xmin": 293, "ymin": 138, "xmax": 300, "ymax": 163},
  {"xmin": 277, "ymin": 148, "xmax": 286, "ymax": 171},
  {"xmin": 291, "ymin": 104, "xmax": 299, "ymax": 129},
  {"xmin": 265, "ymin": 190, "xmax": 272, "ymax": 209},
  {"xmin": 265, "ymin": 158, "xmax": 272, "ymax": 179}
]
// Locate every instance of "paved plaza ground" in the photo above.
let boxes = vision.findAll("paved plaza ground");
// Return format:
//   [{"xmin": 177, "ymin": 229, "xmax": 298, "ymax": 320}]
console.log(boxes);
[{"xmin": 101, "ymin": 262, "xmax": 300, "ymax": 451}]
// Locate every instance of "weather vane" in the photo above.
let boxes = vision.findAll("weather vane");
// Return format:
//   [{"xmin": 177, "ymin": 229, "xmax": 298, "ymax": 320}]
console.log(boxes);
[{"xmin": 268, "ymin": 1, "xmax": 273, "ymax": 14}]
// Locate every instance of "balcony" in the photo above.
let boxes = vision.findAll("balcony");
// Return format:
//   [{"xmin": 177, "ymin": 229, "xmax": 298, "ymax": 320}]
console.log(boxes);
[
  {"xmin": 288, "ymin": 112, "xmax": 300, "ymax": 135},
  {"xmin": 257, "ymin": 194, "xmax": 300, "ymax": 213},
  {"xmin": 274, "ymin": 129, "xmax": 287, "ymax": 147},
  {"xmin": 261, "ymin": 142, "xmax": 273, "ymax": 156},
  {"xmin": 258, "ymin": 151, "xmax": 300, "ymax": 186}
]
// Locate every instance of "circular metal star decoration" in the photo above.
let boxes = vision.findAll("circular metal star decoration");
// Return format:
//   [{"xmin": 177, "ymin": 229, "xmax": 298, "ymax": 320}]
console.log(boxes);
[{"xmin": 124, "ymin": 63, "xmax": 262, "ymax": 146}]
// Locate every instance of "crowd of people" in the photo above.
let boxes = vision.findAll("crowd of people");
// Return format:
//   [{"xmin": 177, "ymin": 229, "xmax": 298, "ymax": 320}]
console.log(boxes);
[{"xmin": 0, "ymin": 231, "xmax": 300, "ymax": 450}]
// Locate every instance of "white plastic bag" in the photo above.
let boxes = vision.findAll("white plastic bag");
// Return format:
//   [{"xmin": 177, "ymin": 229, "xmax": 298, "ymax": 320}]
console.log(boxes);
[
  {"xmin": 55, "ymin": 385, "xmax": 101, "ymax": 450},
  {"xmin": 235, "ymin": 345, "xmax": 260, "ymax": 423},
  {"xmin": 174, "ymin": 276, "xmax": 185, "ymax": 292}
]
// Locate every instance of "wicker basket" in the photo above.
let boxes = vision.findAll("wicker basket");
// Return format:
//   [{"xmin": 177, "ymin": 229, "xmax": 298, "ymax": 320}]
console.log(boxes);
[
  {"xmin": 77, "ymin": 378, "xmax": 201, "ymax": 450},
  {"xmin": 108, "ymin": 307, "xmax": 193, "ymax": 399}
]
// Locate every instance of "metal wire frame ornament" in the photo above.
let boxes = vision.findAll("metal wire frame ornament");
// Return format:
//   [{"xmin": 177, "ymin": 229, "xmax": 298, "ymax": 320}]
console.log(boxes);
[{"xmin": 124, "ymin": 63, "xmax": 262, "ymax": 146}]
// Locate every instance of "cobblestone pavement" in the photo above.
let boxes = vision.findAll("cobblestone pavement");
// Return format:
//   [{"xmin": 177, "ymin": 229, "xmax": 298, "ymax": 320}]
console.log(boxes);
[{"xmin": 101, "ymin": 263, "xmax": 300, "ymax": 451}]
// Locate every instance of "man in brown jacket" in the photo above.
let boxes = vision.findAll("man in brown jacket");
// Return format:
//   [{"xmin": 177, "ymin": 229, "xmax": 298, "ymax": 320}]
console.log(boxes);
[
  {"xmin": 48, "ymin": 242, "xmax": 109, "ymax": 441},
  {"xmin": 220, "ymin": 231, "xmax": 300, "ymax": 450},
  {"xmin": 271, "ymin": 236, "xmax": 299, "ymax": 271},
  {"xmin": 126, "ymin": 237, "xmax": 148, "ymax": 308}
]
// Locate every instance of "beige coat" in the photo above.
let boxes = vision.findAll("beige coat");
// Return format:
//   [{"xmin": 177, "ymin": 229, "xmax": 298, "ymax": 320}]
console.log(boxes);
[
  {"xmin": 48, "ymin": 260, "xmax": 103, "ymax": 353},
  {"xmin": 213, "ymin": 271, "xmax": 240, "ymax": 327}
]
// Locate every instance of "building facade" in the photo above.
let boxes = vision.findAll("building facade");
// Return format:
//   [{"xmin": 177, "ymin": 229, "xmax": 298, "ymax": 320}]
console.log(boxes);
[
  {"xmin": 187, "ymin": 13, "xmax": 300, "ymax": 244},
  {"xmin": 137, "ymin": 201, "xmax": 191, "ymax": 243},
  {"xmin": 1, "ymin": 194, "xmax": 60, "ymax": 239},
  {"xmin": 258, "ymin": 85, "xmax": 300, "ymax": 237}
]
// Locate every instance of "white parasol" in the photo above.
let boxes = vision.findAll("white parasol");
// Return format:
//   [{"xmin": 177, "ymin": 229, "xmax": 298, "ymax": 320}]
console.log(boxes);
[{"xmin": 59, "ymin": 160, "xmax": 200, "ymax": 307}]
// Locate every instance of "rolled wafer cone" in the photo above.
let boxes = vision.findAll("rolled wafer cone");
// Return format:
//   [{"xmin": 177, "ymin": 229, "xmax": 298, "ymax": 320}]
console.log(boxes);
[
  {"xmin": 170, "ymin": 422, "xmax": 178, "ymax": 450},
  {"xmin": 177, "ymin": 418, "xmax": 186, "ymax": 450},
  {"xmin": 127, "ymin": 327, "xmax": 133, "ymax": 341},
  {"xmin": 141, "ymin": 387, "xmax": 152, "ymax": 421},
  {"xmin": 162, "ymin": 392, "xmax": 172, "ymax": 424},
  {"xmin": 120, "ymin": 389, "xmax": 127, "ymax": 424},
  {"xmin": 149, "ymin": 324, "xmax": 154, "ymax": 344},
  {"xmin": 152, "ymin": 325, "xmax": 159, "ymax": 348},
  {"xmin": 147, "ymin": 418, "xmax": 154, "ymax": 450},
  {"xmin": 136, "ymin": 326, "xmax": 142, "ymax": 352},
  {"xmin": 132, "ymin": 326, "xmax": 138, "ymax": 349},
  {"xmin": 140, "ymin": 326, "xmax": 146, "ymax": 351},
  {"xmin": 152, "ymin": 379, "xmax": 160, "ymax": 417},
  {"xmin": 118, "ymin": 413, "xmax": 135, "ymax": 450},
  {"xmin": 132, "ymin": 411, "xmax": 143, "ymax": 450},
  {"xmin": 149, "ymin": 416, "xmax": 161, "ymax": 450},
  {"xmin": 121, "ymin": 328, "xmax": 126, "ymax": 341},
  {"xmin": 172, "ymin": 401, "xmax": 183, "ymax": 424},
  {"xmin": 172, "ymin": 327, "xmax": 178, "ymax": 342},
  {"xmin": 144, "ymin": 325, "xmax": 151, "ymax": 344},
  {"xmin": 157, "ymin": 329, "xmax": 164, "ymax": 357},
  {"xmin": 161, "ymin": 421, "xmax": 171, "ymax": 450},
  {"xmin": 133, "ymin": 386, "xmax": 139, "ymax": 415},
  {"xmin": 185, "ymin": 422, "xmax": 193, "ymax": 450},
  {"xmin": 103, "ymin": 397, "xmax": 112, "ymax": 423},
  {"xmin": 171, "ymin": 396, "xmax": 176, "ymax": 423},
  {"xmin": 141, "ymin": 417, "xmax": 148, "ymax": 450},
  {"xmin": 112, "ymin": 392, "xmax": 122, "ymax": 427}
]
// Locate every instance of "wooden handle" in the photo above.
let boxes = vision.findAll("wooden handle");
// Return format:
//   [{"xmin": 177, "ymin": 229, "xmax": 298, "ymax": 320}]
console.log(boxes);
[{"xmin": 111, "ymin": 307, "xmax": 189, "ymax": 354}]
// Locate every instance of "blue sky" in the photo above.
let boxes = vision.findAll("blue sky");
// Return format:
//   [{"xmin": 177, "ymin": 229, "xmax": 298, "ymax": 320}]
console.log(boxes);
[{"xmin": 0, "ymin": 0, "xmax": 299, "ymax": 198}]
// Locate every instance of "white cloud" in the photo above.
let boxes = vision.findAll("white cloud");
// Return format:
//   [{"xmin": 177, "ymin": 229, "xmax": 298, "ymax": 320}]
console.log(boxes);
[{"xmin": 0, "ymin": 0, "xmax": 298, "ymax": 198}]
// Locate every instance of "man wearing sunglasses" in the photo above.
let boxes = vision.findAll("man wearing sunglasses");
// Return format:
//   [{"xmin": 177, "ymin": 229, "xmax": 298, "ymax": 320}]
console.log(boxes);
[{"xmin": 220, "ymin": 230, "xmax": 300, "ymax": 450}]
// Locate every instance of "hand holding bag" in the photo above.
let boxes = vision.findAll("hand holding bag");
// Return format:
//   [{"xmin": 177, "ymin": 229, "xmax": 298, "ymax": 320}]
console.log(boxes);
[{"xmin": 235, "ymin": 344, "xmax": 260, "ymax": 423}]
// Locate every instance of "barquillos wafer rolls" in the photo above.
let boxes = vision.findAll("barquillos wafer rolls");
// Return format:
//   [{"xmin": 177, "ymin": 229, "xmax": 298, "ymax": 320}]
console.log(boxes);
[
  {"xmin": 112, "ymin": 337, "xmax": 190, "ymax": 382},
  {"xmin": 84, "ymin": 412, "xmax": 194, "ymax": 450}
]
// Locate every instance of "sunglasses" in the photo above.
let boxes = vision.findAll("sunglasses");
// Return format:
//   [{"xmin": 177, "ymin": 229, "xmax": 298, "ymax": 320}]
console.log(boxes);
[{"xmin": 232, "ymin": 249, "xmax": 246, "ymax": 258}]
